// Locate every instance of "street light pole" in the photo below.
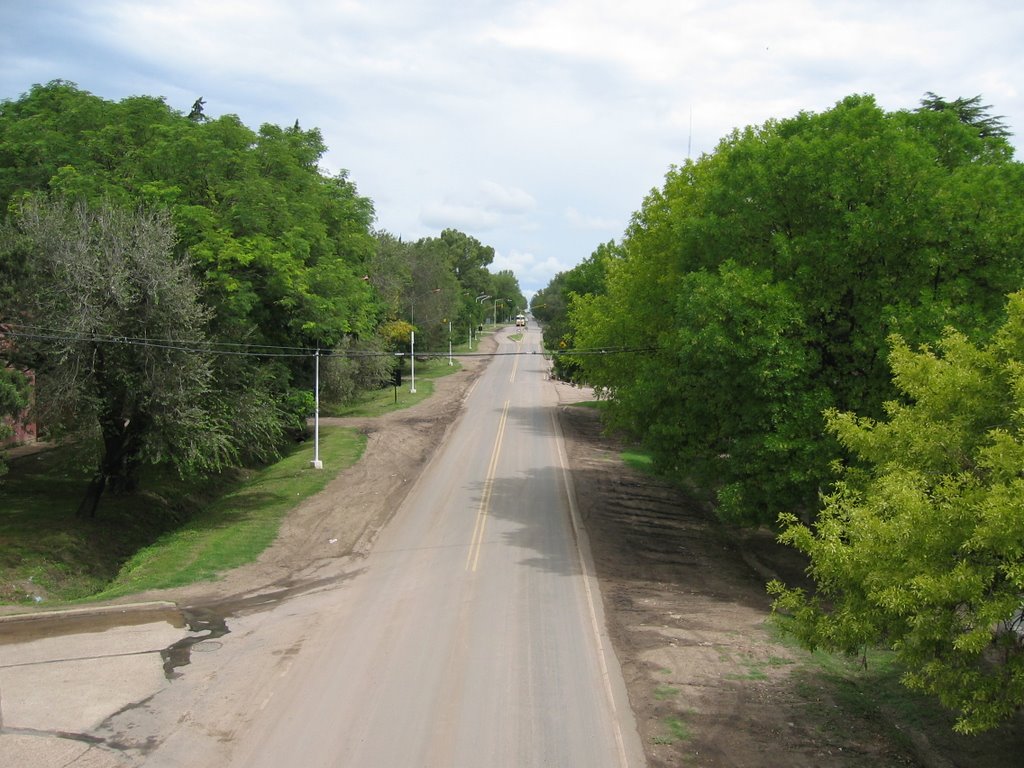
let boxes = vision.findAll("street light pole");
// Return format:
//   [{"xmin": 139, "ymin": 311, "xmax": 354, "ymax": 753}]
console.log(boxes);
[
  {"xmin": 310, "ymin": 348, "xmax": 323, "ymax": 469},
  {"xmin": 475, "ymin": 293, "xmax": 490, "ymax": 339},
  {"xmin": 493, "ymin": 297, "xmax": 511, "ymax": 326},
  {"xmin": 410, "ymin": 330, "xmax": 416, "ymax": 394}
]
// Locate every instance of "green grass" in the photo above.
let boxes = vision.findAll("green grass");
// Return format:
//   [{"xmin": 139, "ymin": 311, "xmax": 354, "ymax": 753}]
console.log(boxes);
[
  {"xmin": 1, "ymin": 427, "xmax": 365, "ymax": 604},
  {"xmin": 323, "ymin": 356, "xmax": 462, "ymax": 418},
  {"xmin": 652, "ymin": 715, "xmax": 693, "ymax": 745},
  {"xmin": 93, "ymin": 427, "xmax": 364, "ymax": 599},
  {"xmin": 621, "ymin": 448, "xmax": 656, "ymax": 474},
  {"xmin": 654, "ymin": 684, "xmax": 680, "ymax": 700},
  {"xmin": 1, "ymin": 444, "xmax": 196, "ymax": 602},
  {"xmin": 2, "ymin": 348, "xmax": 466, "ymax": 606},
  {"xmin": 721, "ymin": 650, "xmax": 796, "ymax": 681}
]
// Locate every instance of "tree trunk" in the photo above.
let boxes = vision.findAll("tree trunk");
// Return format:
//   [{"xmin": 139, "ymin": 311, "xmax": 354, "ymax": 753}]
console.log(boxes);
[
  {"xmin": 75, "ymin": 414, "xmax": 145, "ymax": 518},
  {"xmin": 75, "ymin": 472, "xmax": 108, "ymax": 518}
]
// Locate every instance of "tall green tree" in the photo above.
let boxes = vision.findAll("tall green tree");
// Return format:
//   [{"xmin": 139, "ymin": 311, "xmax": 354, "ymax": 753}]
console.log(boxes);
[
  {"xmin": 487, "ymin": 269, "xmax": 527, "ymax": 322},
  {"xmin": 771, "ymin": 291, "xmax": 1024, "ymax": 733},
  {"xmin": 0, "ymin": 81, "xmax": 378, "ymax": 347},
  {"xmin": 366, "ymin": 228, "xmax": 519, "ymax": 354},
  {"xmin": 572, "ymin": 93, "xmax": 1024, "ymax": 524},
  {"xmin": 0, "ymin": 81, "xmax": 380, "ymax": 429},
  {"xmin": 533, "ymin": 241, "xmax": 618, "ymax": 380},
  {"xmin": 435, "ymin": 228, "xmax": 499, "ymax": 334},
  {"xmin": 918, "ymin": 92, "xmax": 1012, "ymax": 143}
]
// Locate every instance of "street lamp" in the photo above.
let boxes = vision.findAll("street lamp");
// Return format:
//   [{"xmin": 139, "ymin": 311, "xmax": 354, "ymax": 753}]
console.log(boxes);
[
  {"xmin": 474, "ymin": 294, "xmax": 490, "ymax": 347},
  {"xmin": 410, "ymin": 329, "xmax": 416, "ymax": 394},
  {"xmin": 408, "ymin": 287, "xmax": 441, "ymax": 394},
  {"xmin": 310, "ymin": 347, "xmax": 323, "ymax": 469}
]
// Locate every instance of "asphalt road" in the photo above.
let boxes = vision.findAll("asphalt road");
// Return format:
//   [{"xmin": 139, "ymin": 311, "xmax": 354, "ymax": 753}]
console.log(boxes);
[
  {"xmin": 229, "ymin": 324, "xmax": 642, "ymax": 767},
  {"xmin": 0, "ymin": 325, "xmax": 643, "ymax": 767}
]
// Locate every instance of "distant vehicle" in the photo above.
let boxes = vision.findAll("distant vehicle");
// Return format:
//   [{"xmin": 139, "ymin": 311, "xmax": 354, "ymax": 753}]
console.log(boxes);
[{"xmin": 515, "ymin": 314, "xmax": 526, "ymax": 327}]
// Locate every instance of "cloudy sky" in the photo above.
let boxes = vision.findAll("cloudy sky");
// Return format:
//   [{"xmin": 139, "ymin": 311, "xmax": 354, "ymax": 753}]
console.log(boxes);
[{"xmin": 2, "ymin": 1, "xmax": 1022, "ymax": 298}]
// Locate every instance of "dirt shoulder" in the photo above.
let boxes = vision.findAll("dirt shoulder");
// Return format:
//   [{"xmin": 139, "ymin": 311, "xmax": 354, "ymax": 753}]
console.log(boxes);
[{"xmin": 558, "ymin": 400, "xmax": 843, "ymax": 767}]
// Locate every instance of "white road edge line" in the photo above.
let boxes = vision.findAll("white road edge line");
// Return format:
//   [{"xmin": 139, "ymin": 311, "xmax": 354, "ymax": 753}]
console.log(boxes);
[{"xmin": 551, "ymin": 409, "xmax": 634, "ymax": 768}]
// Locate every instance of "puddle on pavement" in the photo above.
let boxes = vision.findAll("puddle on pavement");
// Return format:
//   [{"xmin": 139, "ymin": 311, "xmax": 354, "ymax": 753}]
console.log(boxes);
[
  {"xmin": 0, "ymin": 604, "xmax": 185, "ymax": 646},
  {"xmin": 0, "ymin": 571, "xmax": 363, "ymax": 680},
  {"xmin": 162, "ymin": 573, "xmax": 360, "ymax": 678},
  {"xmin": 160, "ymin": 605, "xmax": 230, "ymax": 679}
]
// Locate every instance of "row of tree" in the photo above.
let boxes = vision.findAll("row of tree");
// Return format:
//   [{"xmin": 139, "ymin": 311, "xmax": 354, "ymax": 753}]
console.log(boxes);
[
  {"xmin": 535, "ymin": 93, "xmax": 1024, "ymax": 732},
  {"xmin": 0, "ymin": 80, "xmax": 524, "ymax": 512}
]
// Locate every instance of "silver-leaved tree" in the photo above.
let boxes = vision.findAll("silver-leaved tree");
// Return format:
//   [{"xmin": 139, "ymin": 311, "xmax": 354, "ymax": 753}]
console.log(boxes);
[{"xmin": 3, "ymin": 196, "xmax": 278, "ymax": 516}]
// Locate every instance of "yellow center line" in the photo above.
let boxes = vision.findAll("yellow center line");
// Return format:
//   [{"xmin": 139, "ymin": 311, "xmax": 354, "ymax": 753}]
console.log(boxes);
[
  {"xmin": 509, "ymin": 339, "xmax": 521, "ymax": 383},
  {"xmin": 466, "ymin": 399, "xmax": 510, "ymax": 571}
]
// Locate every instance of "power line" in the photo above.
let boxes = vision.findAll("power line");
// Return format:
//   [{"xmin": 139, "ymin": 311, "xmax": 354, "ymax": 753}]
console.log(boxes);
[
  {"xmin": 2, "ymin": 327, "xmax": 310, "ymax": 358},
  {"xmin": 4, "ymin": 323, "xmax": 312, "ymax": 354},
  {"xmin": 1, "ymin": 323, "xmax": 659, "ymax": 360}
]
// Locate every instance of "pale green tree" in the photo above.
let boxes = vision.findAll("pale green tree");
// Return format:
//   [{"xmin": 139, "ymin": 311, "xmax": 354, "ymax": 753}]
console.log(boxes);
[{"xmin": 770, "ymin": 291, "xmax": 1024, "ymax": 733}]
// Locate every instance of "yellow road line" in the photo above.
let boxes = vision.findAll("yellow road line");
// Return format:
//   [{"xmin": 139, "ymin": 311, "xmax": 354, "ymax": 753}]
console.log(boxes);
[
  {"xmin": 509, "ymin": 339, "xmax": 521, "ymax": 383},
  {"xmin": 466, "ymin": 399, "xmax": 510, "ymax": 571}
]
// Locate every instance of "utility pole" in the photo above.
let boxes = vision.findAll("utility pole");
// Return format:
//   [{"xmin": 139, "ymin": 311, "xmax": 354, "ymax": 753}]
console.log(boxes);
[
  {"xmin": 410, "ymin": 330, "xmax": 416, "ymax": 394},
  {"xmin": 310, "ymin": 348, "xmax": 323, "ymax": 469}
]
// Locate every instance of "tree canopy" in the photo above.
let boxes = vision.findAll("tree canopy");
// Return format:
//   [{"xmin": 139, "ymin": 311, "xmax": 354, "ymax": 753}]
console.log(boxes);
[
  {"xmin": 531, "ymin": 240, "xmax": 619, "ymax": 380},
  {"xmin": 563, "ymin": 93, "xmax": 1024, "ymax": 525},
  {"xmin": 0, "ymin": 81, "xmax": 378, "ymax": 355},
  {"xmin": 367, "ymin": 227, "xmax": 524, "ymax": 351},
  {"xmin": 0, "ymin": 80, "xmax": 524, "ymax": 508}
]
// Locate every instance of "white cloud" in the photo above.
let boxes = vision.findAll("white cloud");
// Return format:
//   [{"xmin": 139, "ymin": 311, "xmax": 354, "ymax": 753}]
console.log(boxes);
[
  {"xmin": 419, "ymin": 180, "xmax": 537, "ymax": 231},
  {"xmin": 419, "ymin": 200, "xmax": 503, "ymax": 231},
  {"xmin": 492, "ymin": 248, "xmax": 566, "ymax": 298},
  {"xmin": 565, "ymin": 207, "xmax": 621, "ymax": 232},
  {"xmin": 478, "ymin": 180, "xmax": 536, "ymax": 214},
  {"xmin": 3, "ymin": 0, "xmax": 1024, "ymax": 299}
]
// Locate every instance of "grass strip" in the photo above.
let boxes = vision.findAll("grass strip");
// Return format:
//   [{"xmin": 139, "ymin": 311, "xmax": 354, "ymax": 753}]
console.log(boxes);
[
  {"xmin": 324, "ymin": 356, "xmax": 462, "ymax": 418},
  {"xmin": 90, "ymin": 426, "xmax": 365, "ymax": 599}
]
